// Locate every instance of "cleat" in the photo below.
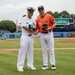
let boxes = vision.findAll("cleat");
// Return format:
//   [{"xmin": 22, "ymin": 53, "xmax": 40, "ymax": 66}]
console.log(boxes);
[
  {"xmin": 42, "ymin": 66, "xmax": 48, "ymax": 70},
  {"xmin": 17, "ymin": 68, "xmax": 24, "ymax": 72},
  {"xmin": 28, "ymin": 66, "xmax": 36, "ymax": 70},
  {"xmin": 51, "ymin": 65, "xmax": 56, "ymax": 70}
]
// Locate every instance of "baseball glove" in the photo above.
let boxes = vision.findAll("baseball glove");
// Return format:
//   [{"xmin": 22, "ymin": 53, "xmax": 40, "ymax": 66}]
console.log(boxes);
[
  {"xmin": 29, "ymin": 24, "xmax": 34, "ymax": 29},
  {"xmin": 42, "ymin": 24, "xmax": 48, "ymax": 30},
  {"xmin": 29, "ymin": 24, "xmax": 37, "ymax": 31}
]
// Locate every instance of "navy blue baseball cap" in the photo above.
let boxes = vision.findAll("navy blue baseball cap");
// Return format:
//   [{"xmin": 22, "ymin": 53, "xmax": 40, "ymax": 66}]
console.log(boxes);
[
  {"xmin": 38, "ymin": 6, "xmax": 44, "ymax": 11},
  {"xmin": 27, "ymin": 7, "xmax": 35, "ymax": 13}
]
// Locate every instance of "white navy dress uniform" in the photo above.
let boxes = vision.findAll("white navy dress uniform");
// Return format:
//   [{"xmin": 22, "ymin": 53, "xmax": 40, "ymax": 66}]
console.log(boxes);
[{"xmin": 17, "ymin": 7, "xmax": 36, "ymax": 72}]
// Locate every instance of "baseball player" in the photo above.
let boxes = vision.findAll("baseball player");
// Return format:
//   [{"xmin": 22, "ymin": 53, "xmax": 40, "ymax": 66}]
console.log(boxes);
[
  {"xmin": 35, "ymin": 6, "xmax": 56, "ymax": 70},
  {"xmin": 17, "ymin": 7, "xmax": 36, "ymax": 72}
]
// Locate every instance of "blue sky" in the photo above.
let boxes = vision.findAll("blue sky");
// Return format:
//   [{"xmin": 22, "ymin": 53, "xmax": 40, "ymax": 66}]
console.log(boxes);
[{"xmin": 0, "ymin": 0, "xmax": 75, "ymax": 24}]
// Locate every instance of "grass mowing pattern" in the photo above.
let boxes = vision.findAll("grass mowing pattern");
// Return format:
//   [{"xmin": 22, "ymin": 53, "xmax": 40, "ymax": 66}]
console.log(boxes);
[
  {"xmin": 0, "ymin": 50, "xmax": 75, "ymax": 75},
  {"xmin": 0, "ymin": 38, "xmax": 75, "ymax": 48}
]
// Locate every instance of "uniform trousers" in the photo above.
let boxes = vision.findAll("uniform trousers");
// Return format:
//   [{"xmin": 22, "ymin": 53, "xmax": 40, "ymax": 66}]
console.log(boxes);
[
  {"xmin": 17, "ymin": 35, "xmax": 34, "ymax": 69},
  {"xmin": 40, "ymin": 31, "xmax": 55, "ymax": 66}
]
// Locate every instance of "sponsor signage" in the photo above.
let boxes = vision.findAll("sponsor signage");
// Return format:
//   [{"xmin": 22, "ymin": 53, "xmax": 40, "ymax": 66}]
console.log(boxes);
[
  {"xmin": 68, "ymin": 33, "xmax": 75, "ymax": 37},
  {"xmin": 54, "ymin": 33, "xmax": 63, "ymax": 37},
  {"xmin": 55, "ymin": 18, "xmax": 69, "ymax": 25}
]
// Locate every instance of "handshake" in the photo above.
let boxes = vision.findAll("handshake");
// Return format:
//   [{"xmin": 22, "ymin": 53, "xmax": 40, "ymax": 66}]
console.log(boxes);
[{"xmin": 29, "ymin": 24, "xmax": 37, "ymax": 31}]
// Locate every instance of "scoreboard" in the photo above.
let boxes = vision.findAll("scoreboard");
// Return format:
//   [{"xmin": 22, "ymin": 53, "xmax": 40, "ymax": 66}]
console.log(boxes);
[{"xmin": 55, "ymin": 18, "xmax": 74, "ymax": 26}]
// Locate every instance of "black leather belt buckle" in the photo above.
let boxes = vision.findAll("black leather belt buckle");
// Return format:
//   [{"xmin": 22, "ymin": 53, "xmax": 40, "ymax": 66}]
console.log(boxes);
[
  {"xmin": 49, "ymin": 30, "xmax": 51, "ymax": 32},
  {"xmin": 28, "ymin": 34, "xmax": 32, "ymax": 36}
]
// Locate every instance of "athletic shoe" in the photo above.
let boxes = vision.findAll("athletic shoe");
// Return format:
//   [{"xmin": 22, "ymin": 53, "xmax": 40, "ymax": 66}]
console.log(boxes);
[
  {"xmin": 17, "ymin": 68, "xmax": 24, "ymax": 72},
  {"xmin": 42, "ymin": 65, "xmax": 48, "ymax": 70},
  {"xmin": 51, "ymin": 65, "xmax": 56, "ymax": 70},
  {"xmin": 28, "ymin": 66, "xmax": 36, "ymax": 70}
]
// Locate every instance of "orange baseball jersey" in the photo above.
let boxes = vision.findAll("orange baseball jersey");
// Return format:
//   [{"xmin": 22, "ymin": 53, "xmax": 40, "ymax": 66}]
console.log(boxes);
[{"xmin": 36, "ymin": 14, "xmax": 56, "ymax": 32}]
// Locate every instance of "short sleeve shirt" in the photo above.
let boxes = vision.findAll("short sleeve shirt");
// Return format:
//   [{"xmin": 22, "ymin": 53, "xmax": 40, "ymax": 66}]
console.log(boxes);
[
  {"xmin": 21, "ymin": 16, "xmax": 35, "ymax": 36},
  {"xmin": 36, "ymin": 14, "xmax": 56, "ymax": 32}
]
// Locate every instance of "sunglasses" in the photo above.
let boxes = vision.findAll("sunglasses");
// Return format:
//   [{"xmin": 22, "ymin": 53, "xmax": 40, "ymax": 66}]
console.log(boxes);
[
  {"xmin": 38, "ymin": 8, "xmax": 44, "ymax": 11},
  {"xmin": 29, "ymin": 11, "xmax": 34, "ymax": 13}
]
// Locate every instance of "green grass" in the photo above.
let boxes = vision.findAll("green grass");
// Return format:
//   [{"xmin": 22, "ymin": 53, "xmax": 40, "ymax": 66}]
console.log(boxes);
[
  {"xmin": 0, "ymin": 38, "xmax": 20, "ymax": 48},
  {"xmin": 0, "ymin": 38, "xmax": 75, "ymax": 75},
  {"xmin": 0, "ymin": 38, "xmax": 75, "ymax": 48},
  {"xmin": 0, "ymin": 50, "xmax": 75, "ymax": 75},
  {"xmin": 54, "ymin": 38, "xmax": 75, "ymax": 48}
]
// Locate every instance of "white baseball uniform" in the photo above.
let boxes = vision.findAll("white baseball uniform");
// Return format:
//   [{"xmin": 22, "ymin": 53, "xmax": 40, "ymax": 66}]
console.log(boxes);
[
  {"xmin": 17, "ymin": 16, "xmax": 35, "ymax": 69},
  {"xmin": 40, "ymin": 31, "xmax": 55, "ymax": 66}
]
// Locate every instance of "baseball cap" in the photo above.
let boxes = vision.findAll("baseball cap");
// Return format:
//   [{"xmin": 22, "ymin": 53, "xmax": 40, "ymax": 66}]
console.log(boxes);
[
  {"xmin": 38, "ymin": 6, "xmax": 44, "ymax": 11},
  {"xmin": 27, "ymin": 7, "xmax": 35, "ymax": 13}
]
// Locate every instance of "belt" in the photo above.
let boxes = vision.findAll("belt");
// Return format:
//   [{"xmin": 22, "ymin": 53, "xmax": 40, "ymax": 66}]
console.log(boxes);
[
  {"xmin": 42, "ymin": 32, "xmax": 48, "ymax": 34},
  {"xmin": 28, "ymin": 34, "xmax": 32, "ymax": 36},
  {"xmin": 41, "ymin": 31, "xmax": 51, "ymax": 34}
]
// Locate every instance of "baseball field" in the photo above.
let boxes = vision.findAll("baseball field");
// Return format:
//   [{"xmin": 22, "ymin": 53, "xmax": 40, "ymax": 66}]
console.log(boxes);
[{"xmin": 0, "ymin": 38, "xmax": 75, "ymax": 75}]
